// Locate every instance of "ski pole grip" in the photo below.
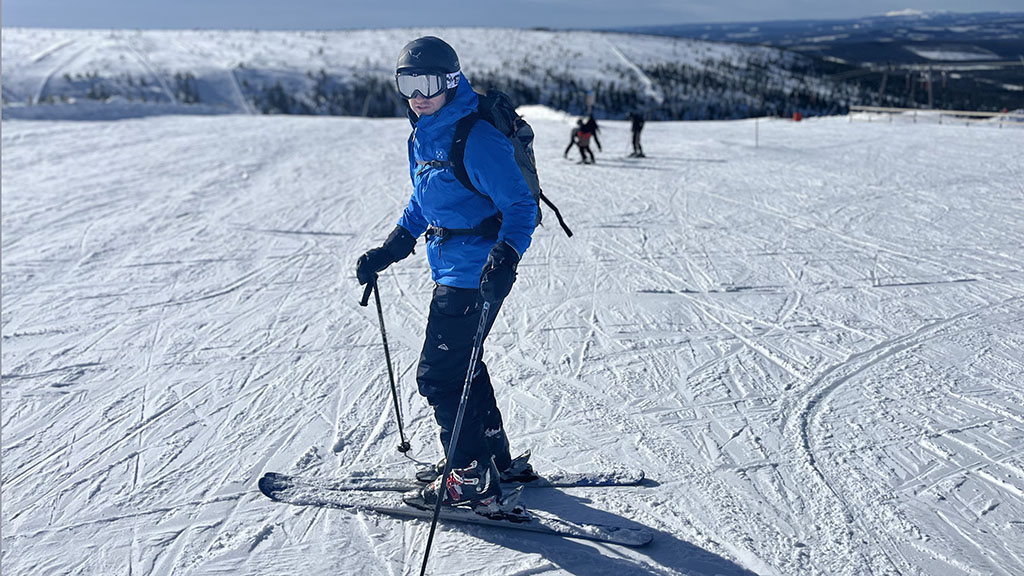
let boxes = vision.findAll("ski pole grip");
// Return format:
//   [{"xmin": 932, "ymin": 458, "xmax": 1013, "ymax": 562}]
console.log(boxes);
[{"xmin": 360, "ymin": 279, "xmax": 375, "ymax": 307}]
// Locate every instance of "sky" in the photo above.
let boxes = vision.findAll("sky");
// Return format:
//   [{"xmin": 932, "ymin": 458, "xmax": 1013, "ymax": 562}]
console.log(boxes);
[{"xmin": 2, "ymin": 0, "xmax": 1021, "ymax": 30}]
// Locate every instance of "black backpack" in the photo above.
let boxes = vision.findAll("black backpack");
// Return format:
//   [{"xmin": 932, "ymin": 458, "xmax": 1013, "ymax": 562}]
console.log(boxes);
[{"xmin": 449, "ymin": 90, "xmax": 573, "ymax": 238}]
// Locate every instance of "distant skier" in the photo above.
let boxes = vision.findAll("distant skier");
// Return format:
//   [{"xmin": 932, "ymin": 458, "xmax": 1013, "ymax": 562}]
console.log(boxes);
[
  {"xmin": 356, "ymin": 36, "xmax": 537, "ymax": 512},
  {"xmin": 564, "ymin": 116, "xmax": 601, "ymax": 164},
  {"xmin": 580, "ymin": 115, "xmax": 602, "ymax": 163},
  {"xmin": 627, "ymin": 111, "xmax": 645, "ymax": 158}
]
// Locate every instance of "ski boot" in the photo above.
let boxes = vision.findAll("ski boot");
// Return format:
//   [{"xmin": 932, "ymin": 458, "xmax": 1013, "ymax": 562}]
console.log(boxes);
[
  {"xmin": 416, "ymin": 458, "xmax": 502, "ymax": 510},
  {"xmin": 417, "ymin": 449, "xmax": 539, "ymax": 484},
  {"xmin": 405, "ymin": 458, "xmax": 531, "ymax": 521}
]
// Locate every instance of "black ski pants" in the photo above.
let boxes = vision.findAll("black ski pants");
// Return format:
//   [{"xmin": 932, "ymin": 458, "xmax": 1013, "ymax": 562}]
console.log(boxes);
[
  {"xmin": 416, "ymin": 284, "xmax": 512, "ymax": 471},
  {"xmin": 579, "ymin": 144, "xmax": 595, "ymax": 163}
]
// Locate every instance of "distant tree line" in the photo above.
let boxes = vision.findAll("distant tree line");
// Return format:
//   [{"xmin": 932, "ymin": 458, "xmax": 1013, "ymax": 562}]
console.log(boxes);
[
  {"xmin": 44, "ymin": 71, "xmax": 167, "ymax": 104},
  {"xmin": 29, "ymin": 57, "xmax": 968, "ymax": 120},
  {"xmin": 21, "ymin": 43, "xmax": 1018, "ymax": 117},
  {"xmin": 228, "ymin": 62, "xmax": 1018, "ymax": 118},
  {"xmin": 247, "ymin": 70, "xmax": 405, "ymax": 116},
  {"xmin": 470, "ymin": 58, "xmax": 861, "ymax": 120}
]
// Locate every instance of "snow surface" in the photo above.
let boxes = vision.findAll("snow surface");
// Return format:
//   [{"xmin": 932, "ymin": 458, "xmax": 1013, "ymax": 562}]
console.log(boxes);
[{"xmin": 3, "ymin": 109, "xmax": 1024, "ymax": 576}]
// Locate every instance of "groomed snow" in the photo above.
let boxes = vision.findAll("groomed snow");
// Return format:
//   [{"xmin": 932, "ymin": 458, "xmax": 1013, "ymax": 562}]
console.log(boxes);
[{"xmin": 3, "ymin": 111, "xmax": 1023, "ymax": 575}]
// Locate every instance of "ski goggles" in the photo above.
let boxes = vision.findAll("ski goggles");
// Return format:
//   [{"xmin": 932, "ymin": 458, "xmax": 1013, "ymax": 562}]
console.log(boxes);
[{"xmin": 395, "ymin": 71, "xmax": 459, "ymax": 99}]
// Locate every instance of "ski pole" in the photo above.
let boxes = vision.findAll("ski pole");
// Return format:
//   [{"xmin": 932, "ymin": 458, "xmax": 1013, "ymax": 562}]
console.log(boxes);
[
  {"xmin": 359, "ymin": 277, "xmax": 412, "ymax": 453},
  {"xmin": 419, "ymin": 300, "xmax": 491, "ymax": 576}
]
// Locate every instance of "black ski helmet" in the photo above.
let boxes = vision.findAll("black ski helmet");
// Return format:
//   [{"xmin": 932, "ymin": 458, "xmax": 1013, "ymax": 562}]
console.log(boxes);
[
  {"xmin": 396, "ymin": 36, "xmax": 460, "ymax": 75},
  {"xmin": 396, "ymin": 36, "xmax": 461, "ymax": 103}
]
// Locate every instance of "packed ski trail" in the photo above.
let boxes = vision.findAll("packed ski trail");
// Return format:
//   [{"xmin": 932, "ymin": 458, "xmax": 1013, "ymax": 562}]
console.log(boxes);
[{"xmin": 3, "ymin": 111, "xmax": 1023, "ymax": 576}]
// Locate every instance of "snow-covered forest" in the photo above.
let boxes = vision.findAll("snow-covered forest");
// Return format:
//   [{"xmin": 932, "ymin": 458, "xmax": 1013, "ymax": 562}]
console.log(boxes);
[{"xmin": 2, "ymin": 27, "xmax": 877, "ymax": 121}]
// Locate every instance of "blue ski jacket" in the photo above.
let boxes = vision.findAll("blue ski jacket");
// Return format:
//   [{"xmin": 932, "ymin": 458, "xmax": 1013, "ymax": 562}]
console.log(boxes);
[{"xmin": 397, "ymin": 74, "xmax": 537, "ymax": 289}]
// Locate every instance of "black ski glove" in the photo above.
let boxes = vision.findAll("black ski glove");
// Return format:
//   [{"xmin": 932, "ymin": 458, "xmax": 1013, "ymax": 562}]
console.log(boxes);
[
  {"xmin": 480, "ymin": 241, "xmax": 520, "ymax": 303},
  {"xmin": 356, "ymin": 226, "xmax": 417, "ymax": 285}
]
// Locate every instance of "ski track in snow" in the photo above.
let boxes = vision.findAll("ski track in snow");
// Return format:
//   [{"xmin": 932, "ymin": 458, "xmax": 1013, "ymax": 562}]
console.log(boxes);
[
  {"xmin": 3, "ymin": 111, "xmax": 1024, "ymax": 576},
  {"xmin": 603, "ymin": 38, "xmax": 665, "ymax": 106}
]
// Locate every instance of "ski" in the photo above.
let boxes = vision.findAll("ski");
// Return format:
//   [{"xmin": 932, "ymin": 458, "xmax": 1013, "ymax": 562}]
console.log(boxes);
[
  {"xmin": 257, "ymin": 467, "xmax": 645, "ymax": 494},
  {"xmin": 258, "ymin": 472, "xmax": 653, "ymax": 547}
]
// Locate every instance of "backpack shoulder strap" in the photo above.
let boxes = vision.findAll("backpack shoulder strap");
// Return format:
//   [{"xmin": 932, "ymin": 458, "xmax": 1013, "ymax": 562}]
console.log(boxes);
[{"xmin": 450, "ymin": 112, "xmax": 482, "ymax": 196}]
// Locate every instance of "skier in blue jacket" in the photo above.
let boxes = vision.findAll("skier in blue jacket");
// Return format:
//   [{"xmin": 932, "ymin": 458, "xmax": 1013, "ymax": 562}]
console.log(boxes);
[{"xmin": 356, "ymin": 36, "xmax": 537, "ymax": 511}]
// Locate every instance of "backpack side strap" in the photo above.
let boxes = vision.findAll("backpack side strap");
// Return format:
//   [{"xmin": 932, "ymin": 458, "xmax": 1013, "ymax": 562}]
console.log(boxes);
[
  {"xmin": 450, "ymin": 112, "xmax": 482, "ymax": 196},
  {"xmin": 539, "ymin": 191, "xmax": 573, "ymax": 237}
]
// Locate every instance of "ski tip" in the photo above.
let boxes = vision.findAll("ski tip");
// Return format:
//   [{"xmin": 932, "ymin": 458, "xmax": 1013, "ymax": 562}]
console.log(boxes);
[
  {"xmin": 617, "ymin": 469, "xmax": 647, "ymax": 485},
  {"xmin": 258, "ymin": 472, "xmax": 286, "ymax": 499}
]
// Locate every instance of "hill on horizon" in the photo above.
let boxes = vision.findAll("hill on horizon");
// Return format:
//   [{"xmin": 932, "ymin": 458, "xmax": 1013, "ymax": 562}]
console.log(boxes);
[
  {"xmin": 4, "ymin": 27, "xmax": 895, "ymax": 122},
  {"xmin": 617, "ymin": 10, "xmax": 1024, "ymax": 112}
]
